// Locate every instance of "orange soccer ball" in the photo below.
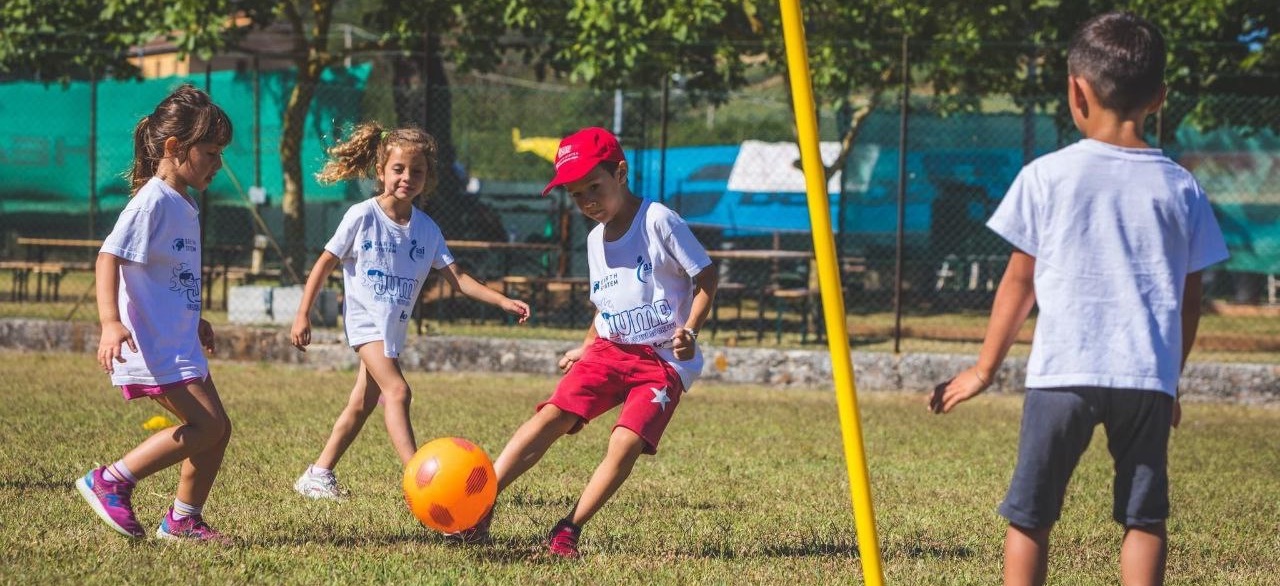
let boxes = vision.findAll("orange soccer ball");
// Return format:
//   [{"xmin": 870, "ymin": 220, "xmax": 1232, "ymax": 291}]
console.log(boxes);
[{"xmin": 402, "ymin": 437, "xmax": 497, "ymax": 534}]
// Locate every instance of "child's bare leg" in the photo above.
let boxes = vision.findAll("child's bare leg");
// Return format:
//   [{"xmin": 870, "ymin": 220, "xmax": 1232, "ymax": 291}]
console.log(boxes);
[
  {"xmin": 1120, "ymin": 523, "xmax": 1166, "ymax": 586},
  {"xmin": 493, "ymin": 406, "xmax": 581, "ymax": 492},
  {"xmin": 130, "ymin": 379, "xmax": 232, "ymax": 506},
  {"xmin": 314, "ymin": 363, "xmax": 380, "ymax": 469},
  {"xmin": 566, "ymin": 426, "xmax": 646, "ymax": 526},
  {"xmin": 357, "ymin": 343, "xmax": 416, "ymax": 464},
  {"xmin": 1004, "ymin": 523, "xmax": 1051, "ymax": 586}
]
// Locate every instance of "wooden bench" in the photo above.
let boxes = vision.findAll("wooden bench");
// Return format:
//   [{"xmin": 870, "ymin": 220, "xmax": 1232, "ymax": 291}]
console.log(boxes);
[
  {"xmin": 0, "ymin": 261, "xmax": 65, "ymax": 301},
  {"xmin": 709, "ymin": 282, "xmax": 748, "ymax": 340},
  {"xmin": 501, "ymin": 275, "xmax": 592, "ymax": 327}
]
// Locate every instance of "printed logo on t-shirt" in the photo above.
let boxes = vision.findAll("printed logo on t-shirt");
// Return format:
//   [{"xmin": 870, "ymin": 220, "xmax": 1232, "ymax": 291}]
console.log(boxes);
[
  {"xmin": 171, "ymin": 238, "xmax": 198, "ymax": 253},
  {"xmin": 399, "ymin": 311, "xmax": 409, "ymax": 322},
  {"xmin": 361, "ymin": 266, "xmax": 419, "ymax": 307},
  {"xmin": 168, "ymin": 263, "xmax": 202, "ymax": 311},
  {"xmin": 593, "ymin": 273, "xmax": 619, "ymax": 293},
  {"xmin": 600, "ymin": 299, "xmax": 674, "ymax": 340},
  {"xmin": 634, "ymin": 256, "xmax": 654, "ymax": 284},
  {"xmin": 362, "ymin": 240, "xmax": 397, "ymax": 254},
  {"xmin": 408, "ymin": 239, "xmax": 426, "ymax": 262}
]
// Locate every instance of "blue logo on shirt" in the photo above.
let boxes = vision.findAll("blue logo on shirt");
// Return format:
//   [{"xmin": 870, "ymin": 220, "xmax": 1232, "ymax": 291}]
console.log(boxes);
[
  {"xmin": 635, "ymin": 256, "xmax": 653, "ymax": 283},
  {"xmin": 594, "ymin": 273, "xmax": 619, "ymax": 293},
  {"xmin": 362, "ymin": 240, "xmax": 397, "ymax": 254},
  {"xmin": 408, "ymin": 239, "xmax": 426, "ymax": 262},
  {"xmin": 363, "ymin": 268, "xmax": 419, "ymax": 306},
  {"xmin": 600, "ymin": 299, "xmax": 674, "ymax": 339},
  {"xmin": 168, "ymin": 263, "xmax": 202, "ymax": 310},
  {"xmin": 172, "ymin": 238, "xmax": 198, "ymax": 252}
]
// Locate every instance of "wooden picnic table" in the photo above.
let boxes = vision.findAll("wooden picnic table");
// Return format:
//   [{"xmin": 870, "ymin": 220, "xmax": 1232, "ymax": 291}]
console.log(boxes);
[
  {"xmin": 12, "ymin": 237, "xmax": 249, "ymax": 308},
  {"xmin": 13, "ymin": 237, "xmax": 102, "ymax": 301},
  {"xmin": 446, "ymin": 239, "xmax": 561, "ymax": 277}
]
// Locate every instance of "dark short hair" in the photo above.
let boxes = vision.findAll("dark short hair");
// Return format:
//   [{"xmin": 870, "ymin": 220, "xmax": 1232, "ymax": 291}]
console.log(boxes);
[
  {"xmin": 597, "ymin": 160, "xmax": 620, "ymax": 176},
  {"xmin": 1067, "ymin": 12, "xmax": 1166, "ymax": 114}
]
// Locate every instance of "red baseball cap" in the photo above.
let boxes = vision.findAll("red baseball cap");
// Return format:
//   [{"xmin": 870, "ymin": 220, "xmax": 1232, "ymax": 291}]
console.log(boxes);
[{"xmin": 541, "ymin": 127, "xmax": 625, "ymax": 195}]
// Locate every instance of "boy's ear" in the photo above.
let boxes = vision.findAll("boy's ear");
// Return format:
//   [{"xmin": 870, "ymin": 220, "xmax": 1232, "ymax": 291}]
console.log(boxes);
[
  {"xmin": 1068, "ymin": 75, "xmax": 1090, "ymax": 119},
  {"xmin": 615, "ymin": 160, "xmax": 628, "ymax": 184},
  {"xmin": 1146, "ymin": 83, "xmax": 1168, "ymax": 114}
]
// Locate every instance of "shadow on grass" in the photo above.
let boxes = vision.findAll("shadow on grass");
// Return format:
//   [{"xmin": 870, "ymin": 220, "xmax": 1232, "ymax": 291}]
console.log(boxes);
[
  {"xmin": 891, "ymin": 542, "xmax": 976, "ymax": 560},
  {"xmin": 243, "ymin": 531, "xmax": 437, "ymax": 548},
  {"xmin": 685, "ymin": 539, "xmax": 975, "ymax": 560},
  {"xmin": 469, "ymin": 536, "xmax": 562, "ymax": 564}
]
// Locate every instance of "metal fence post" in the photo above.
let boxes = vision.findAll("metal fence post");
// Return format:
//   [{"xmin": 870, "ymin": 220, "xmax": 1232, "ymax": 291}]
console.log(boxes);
[{"xmin": 893, "ymin": 33, "xmax": 910, "ymax": 354}]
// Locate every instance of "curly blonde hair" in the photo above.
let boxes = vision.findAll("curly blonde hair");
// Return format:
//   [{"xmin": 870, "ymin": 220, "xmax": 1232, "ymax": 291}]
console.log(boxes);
[{"xmin": 315, "ymin": 122, "xmax": 440, "ymax": 197}]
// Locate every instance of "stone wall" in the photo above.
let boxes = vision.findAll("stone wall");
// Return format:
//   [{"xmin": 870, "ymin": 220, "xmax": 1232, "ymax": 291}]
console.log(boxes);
[{"xmin": 1, "ymin": 318, "xmax": 1276, "ymax": 404}]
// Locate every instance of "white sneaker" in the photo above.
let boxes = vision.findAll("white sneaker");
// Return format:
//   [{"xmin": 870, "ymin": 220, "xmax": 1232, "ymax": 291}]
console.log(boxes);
[{"xmin": 294, "ymin": 467, "xmax": 345, "ymax": 500}]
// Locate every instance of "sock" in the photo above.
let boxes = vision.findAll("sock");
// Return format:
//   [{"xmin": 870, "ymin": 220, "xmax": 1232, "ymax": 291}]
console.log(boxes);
[
  {"xmin": 172, "ymin": 498, "xmax": 203, "ymax": 520},
  {"xmin": 309, "ymin": 464, "xmax": 333, "ymax": 477},
  {"xmin": 104, "ymin": 461, "xmax": 137, "ymax": 484}
]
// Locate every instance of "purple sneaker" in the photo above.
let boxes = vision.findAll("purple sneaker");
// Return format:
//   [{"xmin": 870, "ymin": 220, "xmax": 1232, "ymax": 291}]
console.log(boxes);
[
  {"xmin": 75, "ymin": 467, "xmax": 144, "ymax": 538},
  {"xmin": 156, "ymin": 507, "xmax": 230, "ymax": 544}
]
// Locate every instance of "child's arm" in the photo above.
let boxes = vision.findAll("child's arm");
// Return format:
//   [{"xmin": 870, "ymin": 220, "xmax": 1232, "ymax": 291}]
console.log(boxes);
[
  {"xmin": 96, "ymin": 252, "xmax": 137, "ymax": 374},
  {"xmin": 670, "ymin": 265, "xmax": 719, "ymax": 361},
  {"xmin": 1173, "ymin": 271, "xmax": 1204, "ymax": 427},
  {"xmin": 290, "ymin": 252, "xmax": 342, "ymax": 351},
  {"xmin": 559, "ymin": 321, "xmax": 599, "ymax": 372},
  {"xmin": 929, "ymin": 249, "xmax": 1037, "ymax": 414},
  {"xmin": 438, "ymin": 263, "xmax": 530, "ymax": 323}
]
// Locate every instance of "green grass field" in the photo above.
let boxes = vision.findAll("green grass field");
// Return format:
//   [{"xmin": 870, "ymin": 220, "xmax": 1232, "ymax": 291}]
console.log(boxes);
[{"xmin": 1, "ymin": 351, "xmax": 1276, "ymax": 584}]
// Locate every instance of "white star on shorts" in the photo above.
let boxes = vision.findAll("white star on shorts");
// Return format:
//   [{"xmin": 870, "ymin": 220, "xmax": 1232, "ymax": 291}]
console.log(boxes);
[{"xmin": 650, "ymin": 387, "xmax": 671, "ymax": 412}]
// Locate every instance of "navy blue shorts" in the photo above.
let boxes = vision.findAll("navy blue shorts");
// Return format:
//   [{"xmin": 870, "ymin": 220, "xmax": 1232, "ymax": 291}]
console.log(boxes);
[{"xmin": 998, "ymin": 387, "xmax": 1174, "ymax": 529}]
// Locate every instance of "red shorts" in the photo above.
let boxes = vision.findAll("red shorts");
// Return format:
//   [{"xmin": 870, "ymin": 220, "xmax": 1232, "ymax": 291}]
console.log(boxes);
[
  {"xmin": 538, "ymin": 338, "xmax": 684, "ymax": 455},
  {"xmin": 120, "ymin": 376, "xmax": 205, "ymax": 401}
]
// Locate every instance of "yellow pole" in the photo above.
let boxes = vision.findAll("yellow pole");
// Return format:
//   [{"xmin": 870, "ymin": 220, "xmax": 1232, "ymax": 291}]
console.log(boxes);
[{"xmin": 778, "ymin": 1, "xmax": 885, "ymax": 583}]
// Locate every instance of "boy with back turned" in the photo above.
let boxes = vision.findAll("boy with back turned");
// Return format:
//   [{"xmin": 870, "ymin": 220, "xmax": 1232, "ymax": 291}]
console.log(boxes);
[{"xmin": 930, "ymin": 12, "xmax": 1229, "ymax": 586}]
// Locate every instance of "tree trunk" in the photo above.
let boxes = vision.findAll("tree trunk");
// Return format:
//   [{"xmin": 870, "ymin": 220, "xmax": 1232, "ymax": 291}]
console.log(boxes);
[{"xmin": 280, "ymin": 62, "xmax": 322, "ymax": 281}]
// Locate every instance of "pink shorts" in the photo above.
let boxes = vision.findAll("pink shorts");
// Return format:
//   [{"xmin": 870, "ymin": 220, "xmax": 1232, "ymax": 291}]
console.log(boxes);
[
  {"xmin": 538, "ymin": 338, "xmax": 684, "ymax": 455},
  {"xmin": 120, "ymin": 376, "xmax": 205, "ymax": 401}
]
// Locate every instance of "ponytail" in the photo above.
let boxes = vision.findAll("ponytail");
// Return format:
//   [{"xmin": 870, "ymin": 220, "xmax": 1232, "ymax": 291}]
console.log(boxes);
[
  {"xmin": 315, "ymin": 122, "xmax": 387, "ymax": 184},
  {"xmin": 128, "ymin": 116, "xmax": 161, "ymax": 194},
  {"xmin": 316, "ymin": 123, "xmax": 440, "ymax": 198}
]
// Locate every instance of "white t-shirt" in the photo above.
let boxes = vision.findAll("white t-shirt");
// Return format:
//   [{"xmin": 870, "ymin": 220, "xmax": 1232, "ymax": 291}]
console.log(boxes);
[
  {"xmin": 99, "ymin": 177, "xmax": 209, "ymax": 386},
  {"xmin": 588, "ymin": 198, "xmax": 713, "ymax": 390},
  {"xmin": 987, "ymin": 139, "xmax": 1230, "ymax": 396},
  {"xmin": 325, "ymin": 199, "xmax": 453, "ymax": 358}
]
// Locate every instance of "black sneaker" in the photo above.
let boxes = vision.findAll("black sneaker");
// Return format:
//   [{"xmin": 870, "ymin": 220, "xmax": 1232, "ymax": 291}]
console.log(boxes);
[{"xmin": 444, "ymin": 508, "xmax": 493, "ymax": 544}]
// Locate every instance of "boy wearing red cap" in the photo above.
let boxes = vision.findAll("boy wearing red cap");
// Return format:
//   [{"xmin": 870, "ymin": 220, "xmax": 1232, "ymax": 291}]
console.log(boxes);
[{"xmin": 462, "ymin": 127, "xmax": 718, "ymax": 557}]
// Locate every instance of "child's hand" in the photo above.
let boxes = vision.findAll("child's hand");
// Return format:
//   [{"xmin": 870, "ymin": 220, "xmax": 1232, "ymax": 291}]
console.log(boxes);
[
  {"xmin": 291, "ymin": 315, "xmax": 312, "ymax": 352},
  {"xmin": 98, "ymin": 321, "xmax": 137, "ymax": 374},
  {"xmin": 1172, "ymin": 397, "xmax": 1181, "ymax": 428},
  {"xmin": 671, "ymin": 328, "xmax": 697, "ymax": 361},
  {"xmin": 198, "ymin": 319, "xmax": 216, "ymax": 354},
  {"xmin": 503, "ymin": 299, "xmax": 531, "ymax": 324},
  {"xmin": 558, "ymin": 346, "xmax": 586, "ymax": 372},
  {"xmin": 928, "ymin": 368, "xmax": 990, "ymax": 414}
]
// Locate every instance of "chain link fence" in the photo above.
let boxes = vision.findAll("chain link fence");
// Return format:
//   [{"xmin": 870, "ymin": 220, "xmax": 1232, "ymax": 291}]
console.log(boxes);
[{"xmin": 1, "ymin": 49, "xmax": 1276, "ymax": 356}]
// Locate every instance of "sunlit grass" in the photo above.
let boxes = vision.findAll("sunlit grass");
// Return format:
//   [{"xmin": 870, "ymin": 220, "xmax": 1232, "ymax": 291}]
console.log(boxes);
[{"xmin": 1, "ymin": 351, "xmax": 1277, "ymax": 584}]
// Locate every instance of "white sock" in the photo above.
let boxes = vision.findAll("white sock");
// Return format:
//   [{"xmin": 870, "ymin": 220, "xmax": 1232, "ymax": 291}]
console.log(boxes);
[
  {"xmin": 309, "ymin": 464, "xmax": 333, "ymax": 477},
  {"xmin": 104, "ymin": 461, "xmax": 137, "ymax": 484},
  {"xmin": 173, "ymin": 498, "xmax": 203, "ymax": 520}
]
